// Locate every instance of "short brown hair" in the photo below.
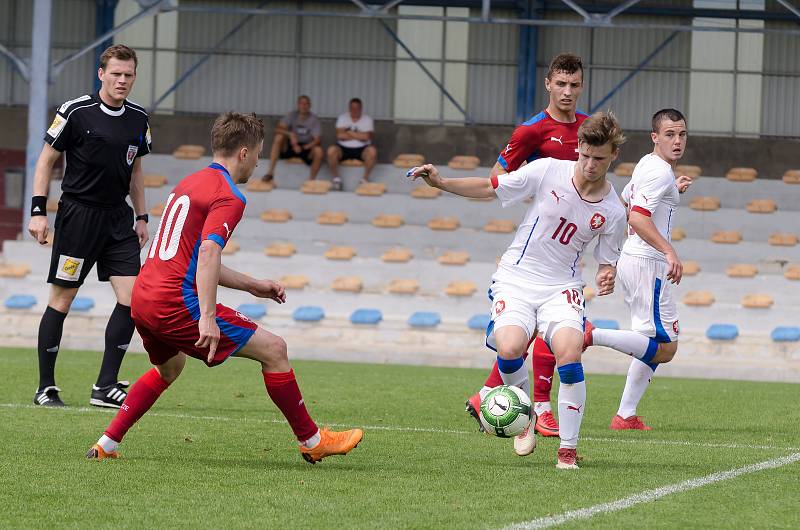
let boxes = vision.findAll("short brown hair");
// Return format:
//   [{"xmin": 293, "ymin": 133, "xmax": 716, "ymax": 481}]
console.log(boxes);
[
  {"xmin": 211, "ymin": 112, "xmax": 265, "ymax": 156},
  {"xmin": 546, "ymin": 53, "xmax": 583, "ymax": 80},
  {"xmin": 578, "ymin": 111, "xmax": 626, "ymax": 151},
  {"xmin": 100, "ymin": 44, "xmax": 138, "ymax": 71},
  {"xmin": 652, "ymin": 108, "xmax": 686, "ymax": 133}
]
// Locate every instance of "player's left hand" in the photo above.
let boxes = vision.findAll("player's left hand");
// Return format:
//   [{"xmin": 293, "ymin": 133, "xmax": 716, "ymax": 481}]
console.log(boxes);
[
  {"xmin": 196, "ymin": 315, "xmax": 221, "ymax": 363},
  {"xmin": 676, "ymin": 175, "xmax": 692, "ymax": 194},
  {"xmin": 595, "ymin": 266, "xmax": 616, "ymax": 296},
  {"xmin": 135, "ymin": 220, "xmax": 149, "ymax": 248},
  {"xmin": 250, "ymin": 279, "xmax": 286, "ymax": 304}
]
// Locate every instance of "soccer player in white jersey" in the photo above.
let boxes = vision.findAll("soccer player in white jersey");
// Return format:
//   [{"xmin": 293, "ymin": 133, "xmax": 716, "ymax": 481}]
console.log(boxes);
[
  {"xmin": 585, "ymin": 109, "xmax": 692, "ymax": 430},
  {"xmin": 408, "ymin": 112, "xmax": 627, "ymax": 469}
]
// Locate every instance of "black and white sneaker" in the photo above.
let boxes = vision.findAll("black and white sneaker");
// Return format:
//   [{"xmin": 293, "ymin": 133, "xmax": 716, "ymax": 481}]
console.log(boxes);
[
  {"xmin": 33, "ymin": 386, "xmax": 66, "ymax": 407},
  {"xmin": 332, "ymin": 177, "xmax": 343, "ymax": 191},
  {"xmin": 90, "ymin": 381, "xmax": 130, "ymax": 409}
]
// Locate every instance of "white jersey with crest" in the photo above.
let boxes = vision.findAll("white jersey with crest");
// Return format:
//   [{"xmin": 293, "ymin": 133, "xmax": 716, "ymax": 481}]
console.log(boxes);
[
  {"xmin": 491, "ymin": 158, "xmax": 627, "ymax": 287},
  {"xmin": 621, "ymin": 153, "xmax": 680, "ymax": 261}
]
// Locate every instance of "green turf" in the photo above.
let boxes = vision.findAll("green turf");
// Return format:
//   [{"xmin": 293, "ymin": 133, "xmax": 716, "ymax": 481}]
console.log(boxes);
[{"xmin": 1, "ymin": 347, "xmax": 798, "ymax": 529}]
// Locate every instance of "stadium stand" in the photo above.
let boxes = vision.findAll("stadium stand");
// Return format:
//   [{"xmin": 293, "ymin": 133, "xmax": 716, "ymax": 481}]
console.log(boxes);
[
  {"xmin": 447, "ymin": 155, "xmax": 480, "ymax": 170},
  {"xmin": 221, "ymin": 240, "xmax": 240, "ymax": 255},
  {"xmin": 683, "ymin": 260, "xmax": 700, "ymax": 275},
  {"xmin": 261, "ymin": 209, "xmax": 292, "ymax": 222},
  {"xmin": 172, "ymin": 144, "xmax": 205, "ymax": 159},
  {"xmin": 684, "ymin": 291, "xmax": 715, "ymax": 306},
  {"xmin": 372, "ymin": 214, "xmax": 404, "ymax": 228},
  {"xmin": 325, "ymin": 246, "xmax": 356, "ymax": 260},
  {"xmin": 769, "ymin": 233, "xmax": 798, "ymax": 246},
  {"xmin": 4, "ymin": 294, "xmax": 36, "ymax": 309},
  {"xmin": 592, "ymin": 319, "xmax": 620, "ymax": 330},
  {"xmin": 771, "ymin": 326, "xmax": 800, "ymax": 342},
  {"xmin": 265, "ymin": 242, "xmax": 296, "ymax": 257},
  {"xmin": 746, "ymin": 199, "xmax": 777, "ymax": 213},
  {"xmin": 676, "ymin": 165, "xmax": 702, "ymax": 178},
  {"xmin": 332, "ymin": 276, "xmax": 362, "ymax": 292},
  {"xmin": 445, "ymin": 281, "xmax": 476, "ymax": 297},
  {"xmin": 0, "ymin": 263, "xmax": 29, "ymax": 277},
  {"xmin": 726, "ymin": 167, "xmax": 757, "ymax": 182},
  {"xmin": 350, "ymin": 308, "xmax": 382, "ymax": 325},
  {"xmin": 671, "ymin": 227, "xmax": 686, "ymax": 241},
  {"xmin": 300, "ymin": 180, "xmax": 332, "ymax": 194},
  {"xmin": 355, "ymin": 182, "xmax": 387, "ymax": 196},
  {"xmin": 612, "ymin": 162, "xmax": 635, "ymax": 176},
  {"xmin": 741, "ymin": 294, "xmax": 774, "ymax": 308},
  {"xmin": 280, "ymin": 275, "xmax": 309, "ymax": 289},
  {"xmin": 428, "ymin": 217, "xmax": 460, "ymax": 230},
  {"xmin": 726, "ymin": 264, "xmax": 758, "ymax": 278},
  {"xmin": 381, "ymin": 248, "xmax": 413, "ymax": 262},
  {"xmin": 70, "ymin": 297, "xmax": 94, "ymax": 312},
  {"xmin": 236, "ymin": 303, "xmax": 266, "ymax": 320},
  {"xmin": 689, "ymin": 196, "xmax": 721, "ymax": 211},
  {"xmin": 484, "ymin": 219, "xmax": 516, "ymax": 233},
  {"xmin": 410, "ymin": 185, "xmax": 441, "ymax": 198},
  {"xmin": 438, "ymin": 251, "xmax": 470, "ymax": 265},
  {"xmin": 388, "ymin": 279, "xmax": 419, "ymax": 294},
  {"xmin": 292, "ymin": 306, "xmax": 324, "ymax": 322},
  {"xmin": 143, "ymin": 174, "xmax": 167, "ymax": 187},
  {"xmin": 467, "ymin": 314, "xmax": 490, "ymax": 331},
  {"xmin": 783, "ymin": 169, "xmax": 800, "ymax": 184},
  {"xmin": 246, "ymin": 179, "xmax": 275, "ymax": 192},
  {"xmin": 393, "ymin": 153, "xmax": 425, "ymax": 168},
  {"xmin": 317, "ymin": 211, "xmax": 347, "ymax": 225},
  {"xmin": 707, "ymin": 324, "xmax": 739, "ymax": 340},
  {"xmin": 711, "ymin": 231, "xmax": 742, "ymax": 244},
  {"xmin": 408, "ymin": 311, "xmax": 441, "ymax": 328}
]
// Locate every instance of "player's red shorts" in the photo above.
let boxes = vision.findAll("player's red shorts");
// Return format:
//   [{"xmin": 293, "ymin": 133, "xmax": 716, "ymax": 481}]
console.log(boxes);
[{"xmin": 132, "ymin": 302, "xmax": 258, "ymax": 367}]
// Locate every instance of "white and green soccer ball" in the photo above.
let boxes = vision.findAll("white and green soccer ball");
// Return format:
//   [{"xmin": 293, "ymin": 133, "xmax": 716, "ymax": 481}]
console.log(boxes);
[{"xmin": 479, "ymin": 385, "xmax": 533, "ymax": 438}]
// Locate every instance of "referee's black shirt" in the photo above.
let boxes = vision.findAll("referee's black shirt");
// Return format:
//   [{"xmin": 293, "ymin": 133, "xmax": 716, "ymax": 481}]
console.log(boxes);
[{"xmin": 44, "ymin": 92, "xmax": 152, "ymax": 207}]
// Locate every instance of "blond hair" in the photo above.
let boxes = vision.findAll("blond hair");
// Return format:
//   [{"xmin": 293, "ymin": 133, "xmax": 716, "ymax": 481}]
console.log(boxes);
[
  {"xmin": 578, "ymin": 111, "xmax": 626, "ymax": 151},
  {"xmin": 211, "ymin": 112, "xmax": 265, "ymax": 156}
]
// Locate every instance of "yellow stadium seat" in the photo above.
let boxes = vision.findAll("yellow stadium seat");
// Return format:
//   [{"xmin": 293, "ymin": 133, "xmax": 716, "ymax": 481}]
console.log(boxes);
[
  {"xmin": 671, "ymin": 227, "xmax": 686, "ymax": 241},
  {"xmin": 280, "ymin": 275, "xmax": 309, "ymax": 289},
  {"xmin": 325, "ymin": 246, "xmax": 356, "ymax": 260},
  {"xmin": 0, "ymin": 263, "xmax": 30, "ymax": 278},
  {"xmin": 389, "ymin": 279, "xmax": 420, "ymax": 295},
  {"xmin": 246, "ymin": 179, "xmax": 275, "ymax": 192},
  {"xmin": 726, "ymin": 264, "xmax": 758, "ymax": 278},
  {"xmin": 445, "ymin": 281, "xmax": 476, "ymax": 297},
  {"xmin": 742, "ymin": 294, "xmax": 773, "ymax": 308},
  {"xmin": 428, "ymin": 217, "xmax": 460, "ymax": 231},
  {"xmin": 221, "ymin": 240, "xmax": 240, "ymax": 255},
  {"xmin": 438, "ymin": 251, "xmax": 470, "ymax": 265},
  {"xmin": 746, "ymin": 199, "xmax": 776, "ymax": 213},
  {"xmin": 381, "ymin": 247, "xmax": 413, "ymax": 263},
  {"xmin": 726, "ymin": 167, "xmax": 757, "ymax": 182},
  {"xmin": 264, "ymin": 243, "xmax": 296, "ymax": 257},
  {"xmin": 301, "ymin": 180, "xmax": 332, "ymax": 194},
  {"xmin": 317, "ymin": 211, "xmax": 347, "ymax": 225},
  {"xmin": 149, "ymin": 202, "xmax": 165, "ymax": 217},
  {"xmin": 675, "ymin": 165, "xmax": 702, "ymax": 178},
  {"xmin": 393, "ymin": 153, "xmax": 425, "ymax": 168},
  {"xmin": 684, "ymin": 291, "xmax": 715, "ymax": 306},
  {"xmin": 768, "ymin": 233, "xmax": 798, "ymax": 246},
  {"xmin": 173, "ymin": 144, "xmax": 205, "ymax": 159},
  {"xmin": 683, "ymin": 261, "xmax": 700, "ymax": 276},
  {"xmin": 331, "ymin": 276, "xmax": 363, "ymax": 292},
  {"xmin": 143, "ymin": 174, "xmax": 167, "ymax": 188},
  {"xmin": 711, "ymin": 231, "xmax": 742, "ymax": 244},
  {"xmin": 785, "ymin": 264, "xmax": 800, "ymax": 280},
  {"xmin": 410, "ymin": 185, "xmax": 441, "ymax": 199},
  {"xmin": 689, "ymin": 196, "xmax": 720, "ymax": 211},
  {"xmin": 484, "ymin": 220, "xmax": 516, "ymax": 233},
  {"xmin": 372, "ymin": 214, "xmax": 404, "ymax": 228},
  {"xmin": 448, "ymin": 155, "xmax": 480, "ymax": 170},
  {"xmin": 613, "ymin": 163, "xmax": 635, "ymax": 176},
  {"xmin": 782, "ymin": 169, "xmax": 800, "ymax": 184},
  {"xmin": 356, "ymin": 182, "xmax": 387, "ymax": 196},
  {"xmin": 261, "ymin": 209, "xmax": 292, "ymax": 223}
]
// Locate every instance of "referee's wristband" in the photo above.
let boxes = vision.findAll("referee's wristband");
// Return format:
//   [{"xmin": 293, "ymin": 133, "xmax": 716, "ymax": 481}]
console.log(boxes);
[
  {"xmin": 135, "ymin": 213, "xmax": 149, "ymax": 223},
  {"xmin": 31, "ymin": 196, "xmax": 47, "ymax": 217}
]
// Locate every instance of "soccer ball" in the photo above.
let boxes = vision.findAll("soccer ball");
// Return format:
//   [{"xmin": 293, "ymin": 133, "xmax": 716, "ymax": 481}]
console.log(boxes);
[{"xmin": 479, "ymin": 385, "xmax": 533, "ymax": 438}]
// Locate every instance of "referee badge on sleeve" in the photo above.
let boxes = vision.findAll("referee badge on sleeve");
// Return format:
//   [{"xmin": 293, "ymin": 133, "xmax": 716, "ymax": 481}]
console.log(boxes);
[
  {"xmin": 56, "ymin": 255, "xmax": 84, "ymax": 281},
  {"xmin": 47, "ymin": 114, "xmax": 66, "ymax": 138},
  {"xmin": 126, "ymin": 145, "xmax": 138, "ymax": 165}
]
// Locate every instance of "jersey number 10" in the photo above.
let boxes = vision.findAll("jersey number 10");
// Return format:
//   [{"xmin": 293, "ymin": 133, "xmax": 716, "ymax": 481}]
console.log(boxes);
[
  {"xmin": 551, "ymin": 217, "xmax": 577, "ymax": 245},
  {"xmin": 148, "ymin": 193, "xmax": 190, "ymax": 261}
]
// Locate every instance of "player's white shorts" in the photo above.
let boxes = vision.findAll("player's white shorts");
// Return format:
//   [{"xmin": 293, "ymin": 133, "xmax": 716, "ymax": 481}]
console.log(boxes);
[
  {"xmin": 617, "ymin": 252, "xmax": 679, "ymax": 342},
  {"xmin": 485, "ymin": 279, "xmax": 585, "ymax": 351}
]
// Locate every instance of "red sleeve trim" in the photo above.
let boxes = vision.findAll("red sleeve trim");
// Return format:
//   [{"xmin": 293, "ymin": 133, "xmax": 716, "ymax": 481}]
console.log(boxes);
[
  {"xmin": 631, "ymin": 205, "xmax": 652, "ymax": 217},
  {"xmin": 490, "ymin": 175, "xmax": 499, "ymax": 189}
]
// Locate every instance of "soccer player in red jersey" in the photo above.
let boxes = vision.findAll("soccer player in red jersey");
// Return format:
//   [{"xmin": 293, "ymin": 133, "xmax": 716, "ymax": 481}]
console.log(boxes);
[
  {"xmin": 87, "ymin": 112, "xmax": 362, "ymax": 464},
  {"xmin": 465, "ymin": 53, "xmax": 593, "ymax": 440}
]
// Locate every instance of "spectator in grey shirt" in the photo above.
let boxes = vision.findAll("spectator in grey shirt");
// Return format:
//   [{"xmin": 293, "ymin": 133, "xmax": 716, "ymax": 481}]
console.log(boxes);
[{"xmin": 262, "ymin": 94, "xmax": 323, "ymax": 184}]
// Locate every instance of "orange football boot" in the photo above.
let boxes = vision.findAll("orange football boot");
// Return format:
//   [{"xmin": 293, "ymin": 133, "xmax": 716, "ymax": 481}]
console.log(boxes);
[
  {"xmin": 86, "ymin": 444, "xmax": 119, "ymax": 460},
  {"xmin": 300, "ymin": 428, "xmax": 363, "ymax": 464}
]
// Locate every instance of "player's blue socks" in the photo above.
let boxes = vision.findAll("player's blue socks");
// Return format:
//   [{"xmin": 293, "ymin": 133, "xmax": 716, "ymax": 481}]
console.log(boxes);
[
  {"xmin": 497, "ymin": 355, "xmax": 530, "ymax": 396},
  {"xmin": 557, "ymin": 362, "xmax": 585, "ymax": 449}
]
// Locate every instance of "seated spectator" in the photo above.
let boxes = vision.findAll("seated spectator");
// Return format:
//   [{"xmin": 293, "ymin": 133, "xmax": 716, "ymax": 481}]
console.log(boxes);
[
  {"xmin": 262, "ymin": 95, "xmax": 323, "ymax": 184},
  {"xmin": 326, "ymin": 98, "xmax": 377, "ymax": 189}
]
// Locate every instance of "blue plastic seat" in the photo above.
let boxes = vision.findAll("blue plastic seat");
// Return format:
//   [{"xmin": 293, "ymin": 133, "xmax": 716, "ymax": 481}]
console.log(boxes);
[
  {"xmin": 4, "ymin": 294, "xmax": 36, "ymax": 309},
  {"xmin": 292, "ymin": 306, "xmax": 325, "ymax": 322},
  {"xmin": 408, "ymin": 311, "xmax": 441, "ymax": 328},
  {"xmin": 771, "ymin": 326, "xmax": 800, "ymax": 342},
  {"xmin": 236, "ymin": 303, "xmax": 266, "ymax": 320},
  {"xmin": 592, "ymin": 319, "xmax": 620, "ymax": 330},
  {"xmin": 70, "ymin": 297, "xmax": 95, "ymax": 312},
  {"xmin": 467, "ymin": 314, "xmax": 490, "ymax": 330},
  {"xmin": 706, "ymin": 324, "xmax": 739, "ymax": 341},
  {"xmin": 350, "ymin": 308, "xmax": 383, "ymax": 325}
]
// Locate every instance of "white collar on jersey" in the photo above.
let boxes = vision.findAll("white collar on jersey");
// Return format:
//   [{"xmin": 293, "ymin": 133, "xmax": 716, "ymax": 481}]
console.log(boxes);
[{"xmin": 99, "ymin": 102, "xmax": 125, "ymax": 116}]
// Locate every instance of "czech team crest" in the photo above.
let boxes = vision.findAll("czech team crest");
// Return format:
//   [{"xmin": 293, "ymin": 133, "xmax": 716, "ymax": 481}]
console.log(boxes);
[
  {"xmin": 126, "ymin": 145, "xmax": 138, "ymax": 166},
  {"xmin": 590, "ymin": 212, "xmax": 605, "ymax": 230}
]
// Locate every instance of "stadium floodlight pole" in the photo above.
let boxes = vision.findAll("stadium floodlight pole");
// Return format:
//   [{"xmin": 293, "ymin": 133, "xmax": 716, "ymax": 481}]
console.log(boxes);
[
  {"xmin": 775, "ymin": 0, "xmax": 800, "ymax": 20},
  {"xmin": 601, "ymin": 0, "xmax": 642, "ymax": 22},
  {"xmin": 482, "ymin": 0, "xmax": 491, "ymax": 21},
  {"xmin": 560, "ymin": 0, "xmax": 592, "ymax": 22},
  {"xmin": 0, "ymin": 42, "xmax": 29, "ymax": 82},
  {"xmin": 24, "ymin": 0, "xmax": 52, "ymax": 241}
]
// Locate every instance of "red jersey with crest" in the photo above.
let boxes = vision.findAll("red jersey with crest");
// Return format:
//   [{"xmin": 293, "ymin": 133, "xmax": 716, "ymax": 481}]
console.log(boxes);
[
  {"xmin": 497, "ymin": 110, "xmax": 589, "ymax": 171},
  {"xmin": 134, "ymin": 162, "xmax": 246, "ymax": 318}
]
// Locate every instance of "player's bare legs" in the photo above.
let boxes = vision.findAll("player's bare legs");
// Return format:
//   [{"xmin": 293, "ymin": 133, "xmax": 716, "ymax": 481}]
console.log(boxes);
[
  {"xmin": 309, "ymin": 145, "xmax": 324, "ymax": 180},
  {"xmin": 263, "ymin": 133, "xmax": 287, "ymax": 181},
  {"xmin": 236, "ymin": 328, "xmax": 363, "ymax": 463},
  {"xmin": 494, "ymin": 326, "xmax": 536, "ymax": 456},
  {"xmin": 551, "ymin": 326, "xmax": 585, "ymax": 469},
  {"xmin": 361, "ymin": 145, "xmax": 377, "ymax": 182},
  {"xmin": 326, "ymin": 145, "xmax": 343, "ymax": 189},
  {"xmin": 87, "ymin": 352, "xmax": 186, "ymax": 460}
]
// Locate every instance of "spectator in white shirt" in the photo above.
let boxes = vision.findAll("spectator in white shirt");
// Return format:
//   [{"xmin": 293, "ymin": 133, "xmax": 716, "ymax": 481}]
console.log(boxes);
[{"xmin": 326, "ymin": 98, "xmax": 377, "ymax": 189}]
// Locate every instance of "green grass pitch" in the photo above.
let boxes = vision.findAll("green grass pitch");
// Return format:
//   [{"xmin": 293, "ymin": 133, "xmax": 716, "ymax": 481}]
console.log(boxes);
[{"xmin": 1, "ymin": 346, "xmax": 798, "ymax": 529}]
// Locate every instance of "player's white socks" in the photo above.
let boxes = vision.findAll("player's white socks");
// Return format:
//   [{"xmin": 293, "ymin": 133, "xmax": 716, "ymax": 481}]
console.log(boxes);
[
  {"xmin": 97, "ymin": 434, "xmax": 119, "ymax": 453},
  {"xmin": 496, "ymin": 356, "xmax": 531, "ymax": 396},
  {"xmin": 534, "ymin": 401, "xmax": 552, "ymax": 416},
  {"xmin": 300, "ymin": 430, "xmax": 321, "ymax": 449},
  {"xmin": 557, "ymin": 363, "xmax": 585, "ymax": 449},
  {"xmin": 591, "ymin": 329, "xmax": 658, "ymax": 363},
  {"xmin": 617, "ymin": 358, "xmax": 655, "ymax": 418}
]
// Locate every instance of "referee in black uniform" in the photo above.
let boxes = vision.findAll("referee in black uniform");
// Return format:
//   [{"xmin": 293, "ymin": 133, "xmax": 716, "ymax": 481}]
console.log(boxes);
[{"xmin": 28, "ymin": 45, "xmax": 151, "ymax": 408}]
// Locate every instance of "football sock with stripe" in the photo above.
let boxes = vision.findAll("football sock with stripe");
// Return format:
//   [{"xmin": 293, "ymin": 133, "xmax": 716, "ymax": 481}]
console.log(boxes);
[
  {"xmin": 37, "ymin": 306, "xmax": 67, "ymax": 390},
  {"xmin": 557, "ymin": 363, "xmax": 586, "ymax": 449},
  {"xmin": 104, "ymin": 368, "xmax": 171, "ymax": 444},
  {"xmin": 617, "ymin": 358, "xmax": 657, "ymax": 418},
  {"xmin": 262, "ymin": 369, "xmax": 319, "ymax": 445},
  {"xmin": 591, "ymin": 329, "xmax": 659, "ymax": 363},
  {"xmin": 496, "ymin": 355, "xmax": 530, "ymax": 396},
  {"xmin": 96, "ymin": 303, "xmax": 135, "ymax": 387},
  {"xmin": 480, "ymin": 352, "xmax": 529, "ymax": 399}
]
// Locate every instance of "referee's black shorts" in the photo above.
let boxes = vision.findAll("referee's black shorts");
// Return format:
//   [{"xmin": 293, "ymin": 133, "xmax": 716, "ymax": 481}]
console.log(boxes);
[{"xmin": 48, "ymin": 196, "xmax": 141, "ymax": 288}]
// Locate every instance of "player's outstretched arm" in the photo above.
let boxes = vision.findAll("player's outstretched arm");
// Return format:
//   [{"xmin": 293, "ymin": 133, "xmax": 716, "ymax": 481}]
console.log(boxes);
[
  {"xmin": 219, "ymin": 265, "xmax": 286, "ymax": 304},
  {"xmin": 595, "ymin": 264, "xmax": 616, "ymax": 296},
  {"xmin": 629, "ymin": 211, "xmax": 683, "ymax": 284},
  {"xmin": 196, "ymin": 240, "xmax": 222, "ymax": 361},
  {"xmin": 407, "ymin": 164, "xmax": 496, "ymax": 199}
]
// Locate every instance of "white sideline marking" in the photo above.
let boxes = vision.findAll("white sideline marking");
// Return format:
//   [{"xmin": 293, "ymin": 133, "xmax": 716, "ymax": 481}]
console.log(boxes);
[
  {"xmin": 1, "ymin": 403, "xmax": 798, "ymax": 452},
  {"xmin": 501, "ymin": 452, "xmax": 800, "ymax": 530}
]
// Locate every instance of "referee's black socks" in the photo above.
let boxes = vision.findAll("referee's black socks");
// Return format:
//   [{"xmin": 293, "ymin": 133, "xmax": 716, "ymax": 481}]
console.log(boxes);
[
  {"xmin": 37, "ymin": 306, "xmax": 68, "ymax": 390},
  {"xmin": 96, "ymin": 303, "xmax": 135, "ymax": 388}
]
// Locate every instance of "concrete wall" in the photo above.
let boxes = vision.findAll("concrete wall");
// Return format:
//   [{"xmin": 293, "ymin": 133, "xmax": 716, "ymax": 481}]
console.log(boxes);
[{"xmin": 1, "ymin": 107, "xmax": 797, "ymax": 178}]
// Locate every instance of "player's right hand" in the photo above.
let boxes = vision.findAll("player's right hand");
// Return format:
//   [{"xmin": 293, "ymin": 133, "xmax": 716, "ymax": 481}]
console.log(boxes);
[
  {"xmin": 28, "ymin": 216, "xmax": 49, "ymax": 245},
  {"xmin": 665, "ymin": 249, "xmax": 683, "ymax": 284},
  {"xmin": 196, "ymin": 315, "xmax": 220, "ymax": 363},
  {"xmin": 675, "ymin": 175, "xmax": 692, "ymax": 194},
  {"xmin": 406, "ymin": 164, "xmax": 441, "ymax": 188}
]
